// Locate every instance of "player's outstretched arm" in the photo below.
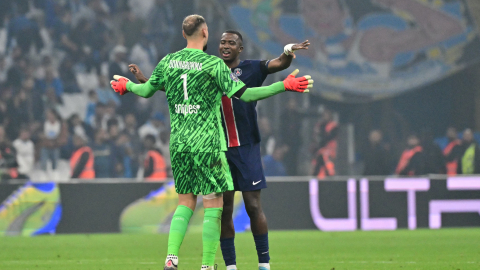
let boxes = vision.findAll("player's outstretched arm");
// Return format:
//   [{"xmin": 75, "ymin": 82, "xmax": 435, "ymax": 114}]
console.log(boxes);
[
  {"xmin": 237, "ymin": 69, "xmax": 313, "ymax": 102},
  {"xmin": 110, "ymin": 75, "xmax": 157, "ymax": 98},
  {"xmin": 266, "ymin": 40, "xmax": 310, "ymax": 74}
]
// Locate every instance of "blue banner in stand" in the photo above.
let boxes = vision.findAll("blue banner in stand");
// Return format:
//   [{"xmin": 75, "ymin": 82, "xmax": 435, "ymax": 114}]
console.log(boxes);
[{"xmin": 229, "ymin": 0, "xmax": 480, "ymax": 102}]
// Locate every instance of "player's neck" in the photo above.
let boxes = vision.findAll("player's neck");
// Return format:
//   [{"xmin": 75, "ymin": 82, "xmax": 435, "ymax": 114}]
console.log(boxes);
[
  {"xmin": 224, "ymin": 58, "xmax": 241, "ymax": 69},
  {"xmin": 186, "ymin": 40, "xmax": 205, "ymax": 51}
]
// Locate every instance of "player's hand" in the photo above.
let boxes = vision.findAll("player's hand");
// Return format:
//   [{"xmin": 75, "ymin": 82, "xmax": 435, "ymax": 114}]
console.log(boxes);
[
  {"xmin": 110, "ymin": 75, "xmax": 130, "ymax": 95},
  {"xmin": 283, "ymin": 69, "xmax": 313, "ymax": 93},
  {"xmin": 128, "ymin": 64, "xmax": 148, "ymax": 83},
  {"xmin": 290, "ymin": 40, "xmax": 310, "ymax": 59}
]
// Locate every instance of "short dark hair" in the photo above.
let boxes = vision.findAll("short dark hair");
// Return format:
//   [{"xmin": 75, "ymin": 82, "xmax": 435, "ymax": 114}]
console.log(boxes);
[
  {"xmin": 224, "ymin": 30, "xmax": 243, "ymax": 42},
  {"xmin": 145, "ymin": 134, "xmax": 156, "ymax": 144},
  {"xmin": 182, "ymin": 15, "xmax": 206, "ymax": 36}
]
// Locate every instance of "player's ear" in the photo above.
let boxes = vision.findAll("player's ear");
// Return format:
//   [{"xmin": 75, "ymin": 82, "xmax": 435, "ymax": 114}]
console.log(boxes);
[
  {"xmin": 202, "ymin": 27, "xmax": 208, "ymax": 38},
  {"xmin": 239, "ymin": 45, "xmax": 244, "ymax": 54},
  {"xmin": 182, "ymin": 30, "xmax": 186, "ymax": 40}
]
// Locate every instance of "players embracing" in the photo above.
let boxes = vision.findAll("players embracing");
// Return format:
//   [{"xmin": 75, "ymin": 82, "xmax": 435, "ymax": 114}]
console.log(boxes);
[{"xmin": 115, "ymin": 14, "xmax": 312, "ymax": 270}]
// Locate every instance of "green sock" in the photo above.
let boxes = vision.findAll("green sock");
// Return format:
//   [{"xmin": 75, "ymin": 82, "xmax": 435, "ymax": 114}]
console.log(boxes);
[
  {"xmin": 167, "ymin": 205, "xmax": 194, "ymax": 256},
  {"xmin": 202, "ymin": 207, "xmax": 223, "ymax": 266}
]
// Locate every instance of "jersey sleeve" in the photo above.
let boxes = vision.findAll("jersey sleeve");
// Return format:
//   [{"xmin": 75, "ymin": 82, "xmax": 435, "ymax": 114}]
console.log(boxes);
[
  {"xmin": 212, "ymin": 58, "xmax": 246, "ymax": 98},
  {"xmin": 127, "ymin": 56, "xmax": 168, "ymax": 98},
  {"xmin": 259, "ymin": 60, "xmax": 270, "ymax": 76},
  {"xmin": 148, "ymin": 56, "xmax": 168, "ymax": 89}
]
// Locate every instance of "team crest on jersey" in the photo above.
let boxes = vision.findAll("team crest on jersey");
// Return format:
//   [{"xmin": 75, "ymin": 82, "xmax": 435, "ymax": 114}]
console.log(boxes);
[
  {"xmin": 229, "ymin": 72, "xmax": 240, "ymax": 82},
  {"xmin": 234, "ymin": 68, "xmax": 242, "ymax": 76}
]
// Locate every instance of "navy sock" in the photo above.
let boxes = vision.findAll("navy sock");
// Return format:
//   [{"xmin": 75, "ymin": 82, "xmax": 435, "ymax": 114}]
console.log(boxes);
[
  {"xmin": 220, "ymin": 237, "xmax": 236, "ymax": 266},
  {"xmin": 253, "ymin": 233, "xmax": 270, "ymax": 264}
]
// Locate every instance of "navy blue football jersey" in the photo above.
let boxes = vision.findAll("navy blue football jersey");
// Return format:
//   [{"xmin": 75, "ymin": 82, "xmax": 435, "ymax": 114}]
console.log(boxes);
[{"xmin": 221, "ymin": 60, "xmax": 270, "ymax": 147}]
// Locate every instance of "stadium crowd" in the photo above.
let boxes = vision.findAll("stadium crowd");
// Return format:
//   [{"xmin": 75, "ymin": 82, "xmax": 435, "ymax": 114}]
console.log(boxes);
[
  {"xmin": 0, "ymin": 0, "xmax": 184, "ymax": 181},
  {"xmin": 0, "ymin": 0, "xmax": 478, "ymax": 181}
]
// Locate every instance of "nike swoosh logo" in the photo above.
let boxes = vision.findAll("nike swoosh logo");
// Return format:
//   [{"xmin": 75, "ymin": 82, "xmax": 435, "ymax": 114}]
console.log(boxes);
[
  {"xmin": 253, "ymin": 180, "xmax": 262, "ymax": 185},
  {"xmin": 261, "ymin": 251, "xmax": 269, "ymax": 254}
]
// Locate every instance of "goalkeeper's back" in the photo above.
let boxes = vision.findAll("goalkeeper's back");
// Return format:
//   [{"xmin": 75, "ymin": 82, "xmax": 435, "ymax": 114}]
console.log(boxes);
[{"xmin": 152, "ymin": 48, "xmax": 245, "ymax": 153}]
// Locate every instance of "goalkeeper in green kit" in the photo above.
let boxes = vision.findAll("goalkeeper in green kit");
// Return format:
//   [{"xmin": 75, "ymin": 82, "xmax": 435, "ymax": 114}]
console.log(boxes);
[{"xmin": 110, "ymin": 15, "xmax": 313, "ymax": 270}]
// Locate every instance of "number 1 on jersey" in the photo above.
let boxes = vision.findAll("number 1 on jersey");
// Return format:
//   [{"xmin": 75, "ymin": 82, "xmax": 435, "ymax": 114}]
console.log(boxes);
[{"xmin": 181, "ymin": 74, "xmax": 188, "ymax": 100}]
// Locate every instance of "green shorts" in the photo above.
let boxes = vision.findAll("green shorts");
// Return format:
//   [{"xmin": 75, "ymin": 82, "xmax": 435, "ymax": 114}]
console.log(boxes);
[{"xmin": 171, "ymin": 151, "xmax": 233, "ymax": 195}]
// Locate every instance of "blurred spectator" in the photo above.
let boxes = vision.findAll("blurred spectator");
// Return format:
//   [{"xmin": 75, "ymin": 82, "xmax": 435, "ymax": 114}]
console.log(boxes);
[
  {"xmin": 69, "ymin": 18, "xmax": 100, "ymax": 72},
  {"xmin": 109, "ymin": 45, "xmax": 131, "ymax": 79},
  {"xmin": 12, "ymin": 128, "xmax": 34, "ymax": 179},
  {"xmin": 70, "ymin": 134, "xmax": 95, "ymax": 179},
  {"xmin": 107, "ymin": 118, "xmax": 121, "ymax": 142},
  {"xmin": 92, "ymin": 129, "xmax": 112, "ymax": 178},
  {"xmin": 130, "ymin": 35, "xmax": 158, "ymax": 75},
  {"xmin": 147, "ymin": 0, "xmax": 174, "ymax": 57},
  {"xmin": 59, "ymin": 56, "xmax": 81, "ymax": 93},
  {"xmin": 363, "ymin": 130, "xmax": 391, "ymax": 176},
  {"xmin": 7, "ymin": 9, "xmax": 44, "ymax": 53},
  {"xmin": 120, "ymin": 8, "xmax": 145, "ymax": 49},
  {"xmin": 262, "ymin": 144, "xmax": 288, "ymax": 177},
  {"xmin": 7, "ymin": 49, "xmax": 27, "ymax": 88},
  {"xmin": 92, "ymin": 103, "xmax": 107, "ymax": 129},
  {"xmin": 139, "ymin": 112, "xmax": 166, "ymax": 142},
  {"xmin": 7, "ymin": 89, "xmax": 31, "ymax": 140},
  {"xmin": 142, "ymin": 134, "xmax": 166, "ymax": 181},
  {"xmin": 109, "ymin": 45, "xmax": 138, "ymax": 115},
  {"xmin": 68, "ymin": 113, "xmax": 94, "ymax": 140},
  {"xmin": 444, "ymin": 127, "xmax": 462, "ymax": 176},
  {"xmin": 35, "ymin": 68, "xmax": 64, "ymax": 100},
  {"xmin": 51, "ymin": 10, "xmax": 76, "ymax": 52},
  {"xmin": 0, "ymin": 125, "xmax": 19, "ymax": 181},
  {"xmin": 101, "ymin": 102, "xmax": 124, "ymax": 131},
  {"xmin": 0, "ymin": 54, "xmax": 11, "ymax": 84},
  {"xmin": 115, "ymin": 133, "xmax": 135, "ymax": 178},
  {"xmin": 85, "ymin": 90, "xmax": 99, "ymax": 126},
  {"xmin": 280, "ymin": 98, "xmax": 303, "ymax": 175},
  {"xmin": 40, "ymin": 109, "xmax": 67, "ymax": 172},
  {"xmin": 258, "ymin": 117, "xmax": 276, "ymax": 156},
  {"xmin": 96, "ymin": 76, "xmax": 120, "ymax": 106},
  {"xmin": 420, "ymin": 129, "xmax": 446, "ymax": 174},
  {"xmin": 0, "ymin": 93, "xmax": 7, "ymax": 125},
  {"xmin": 395, "ymin": 134, "xmax": 425, "ymax": 176},
  {"xmin": 128, "ymin": 0, "xmax": 155, "ymax": 19},
  {"xmin": 312, "ymin": 107, "xmax": 338, "ymax": 179},
  {"xmin": 123, "ymin": 113, "xmax": 141, "ymax": 171},
  {"xmin": 457, "ymin": 129, "xmax": 480, "ymax": 175}
]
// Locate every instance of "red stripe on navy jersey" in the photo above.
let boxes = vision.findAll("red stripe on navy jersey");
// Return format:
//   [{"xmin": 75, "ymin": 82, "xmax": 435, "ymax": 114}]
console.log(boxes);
[{"xmin": 221, "ymin": 96, "xmax": 240, "ymax": 147}]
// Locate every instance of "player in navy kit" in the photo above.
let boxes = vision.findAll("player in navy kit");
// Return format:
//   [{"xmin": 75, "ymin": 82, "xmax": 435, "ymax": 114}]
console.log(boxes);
[{"xmin": 218, "ymin": 30, "xmax": 309, "ymax": 270}]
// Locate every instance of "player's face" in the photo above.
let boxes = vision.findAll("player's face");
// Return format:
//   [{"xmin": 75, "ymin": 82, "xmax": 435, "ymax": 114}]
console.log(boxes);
[
  {"xmin": 301, "ymin": 0, "xmax": 346, "ymax": 36},
  {"xmin": 219, "ymin": 33, "xmax": 243, "ymax": 62}
]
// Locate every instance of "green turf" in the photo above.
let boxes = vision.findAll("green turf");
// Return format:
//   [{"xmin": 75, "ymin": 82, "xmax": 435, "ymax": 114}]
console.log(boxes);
[{"xmin": 0, "ymin": 229, "xmax": 479, "ymax": 270}]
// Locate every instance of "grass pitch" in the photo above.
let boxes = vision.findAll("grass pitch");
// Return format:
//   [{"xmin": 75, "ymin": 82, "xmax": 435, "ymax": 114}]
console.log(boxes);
[{"xmin": 0, "ymin": 229, "xmax": 479, "ymax": 270}]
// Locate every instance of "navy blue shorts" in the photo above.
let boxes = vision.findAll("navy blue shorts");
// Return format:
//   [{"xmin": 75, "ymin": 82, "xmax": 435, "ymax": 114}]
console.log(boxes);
[{"xmin": 225, "ymin": 142, "xmax": 267, "ymax": 192}]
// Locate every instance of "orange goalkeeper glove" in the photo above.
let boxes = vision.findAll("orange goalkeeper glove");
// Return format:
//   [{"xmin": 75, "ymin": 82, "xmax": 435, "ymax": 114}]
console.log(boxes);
[{"xmin": 283, "ymin": 69, "xmax": 313, "ymax": 93}]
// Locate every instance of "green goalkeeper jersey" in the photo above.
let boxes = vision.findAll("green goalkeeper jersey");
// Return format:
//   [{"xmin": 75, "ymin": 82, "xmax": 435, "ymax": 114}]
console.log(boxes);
[{"xmin": 132, "ymin": 48, "xmax": 246, "ymax": 153}]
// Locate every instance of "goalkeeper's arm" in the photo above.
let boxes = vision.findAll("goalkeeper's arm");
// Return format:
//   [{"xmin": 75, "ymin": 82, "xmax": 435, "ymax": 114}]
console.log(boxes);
[
  {"xmin": 126, "ymin": 81, "xmax": 157, "ymax": 98},
  {"xmin": 235, "ymin": 69, "xmax": 313, "ymax": 102}
]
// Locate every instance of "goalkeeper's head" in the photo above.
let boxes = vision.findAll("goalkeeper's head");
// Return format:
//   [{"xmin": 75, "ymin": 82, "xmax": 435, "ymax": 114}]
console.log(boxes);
[{"xmin": 182, "ymin": 14, "xmax": 208, "ymax": 51}]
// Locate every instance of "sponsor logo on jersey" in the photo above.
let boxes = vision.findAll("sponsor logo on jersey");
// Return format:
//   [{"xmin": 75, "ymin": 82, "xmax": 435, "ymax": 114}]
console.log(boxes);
[
  {"xmin": 169, "ymin": 60, "xmax": 202, "ymax": 71},
  {"xmin": 234, "ymin": 68, "xmax": 242, "ymax": 76},
  {"xmin": 229, "ymin": 72, "xmax": 240, "ymax": 82},
  {"xmin": 175, "ymin": 104, "xmax": 201, "ymax": 115}
]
